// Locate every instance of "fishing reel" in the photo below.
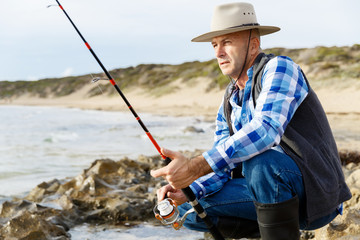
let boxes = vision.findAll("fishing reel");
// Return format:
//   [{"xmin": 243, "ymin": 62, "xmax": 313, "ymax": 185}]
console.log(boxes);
[{"xmin": 153, "ymin": 198, "xmax": 194, "ymax": 230}]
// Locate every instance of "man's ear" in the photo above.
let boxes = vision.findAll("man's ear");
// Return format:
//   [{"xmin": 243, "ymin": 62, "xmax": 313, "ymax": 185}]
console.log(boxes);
[{"xmin": 250, "ymin": 37, "xmax": 260, "ymax": 55}]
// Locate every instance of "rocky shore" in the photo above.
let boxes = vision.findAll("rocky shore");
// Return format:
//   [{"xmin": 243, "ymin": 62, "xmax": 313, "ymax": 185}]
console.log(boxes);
[{"xmin": 1, "ymin": 150, "xmax": 359, "ymax": 240}]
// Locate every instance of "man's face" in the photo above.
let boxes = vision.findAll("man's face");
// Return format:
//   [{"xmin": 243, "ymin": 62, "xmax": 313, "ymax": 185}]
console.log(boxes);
[{"xmin": 211, "ymin": 31, "xmax": 249, "ymax": 79}]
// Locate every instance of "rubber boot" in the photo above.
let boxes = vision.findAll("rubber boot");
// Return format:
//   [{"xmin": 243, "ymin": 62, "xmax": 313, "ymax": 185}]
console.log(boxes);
[
  {"xmin": 255, "ymin": 196, "xmax": 300, "ymax": 240},
  {"xmin": 217, "ymin": 216, "xmax": 260, "ymax": 239}
]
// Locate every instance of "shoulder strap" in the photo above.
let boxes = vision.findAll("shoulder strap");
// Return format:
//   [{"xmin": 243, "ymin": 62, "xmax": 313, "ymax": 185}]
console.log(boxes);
[
  {"xmin": 223, "ymin": 83, "xmax": 236, "ymax": 136},
  {"xmin": 223, "ymin": 53, "xmax": 275, "ymax": 135},
  {"xmin": 251, "ymin": 53, "xmax": 275, "ymax": 107}
]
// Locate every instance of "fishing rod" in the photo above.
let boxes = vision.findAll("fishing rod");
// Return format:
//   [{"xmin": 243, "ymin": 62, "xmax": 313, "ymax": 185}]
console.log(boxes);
[{"xmin": 49, "ymin": 1, "xmax": 224, "ymax": 239}]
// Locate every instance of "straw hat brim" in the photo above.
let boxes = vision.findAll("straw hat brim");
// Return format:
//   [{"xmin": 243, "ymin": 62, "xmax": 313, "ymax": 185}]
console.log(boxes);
[{"xmin": 191, "ymin": 25, "xmax": 280, "ymax": 42}]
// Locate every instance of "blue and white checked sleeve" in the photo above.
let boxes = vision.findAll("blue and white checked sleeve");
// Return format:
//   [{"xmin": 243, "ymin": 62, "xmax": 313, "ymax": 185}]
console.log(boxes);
[
  {"xmin": 201, "ymin": 56, "xmax": 309, "ymax": 181},
  {"xmin": 189, "ymin": 170, "xmax": 231, "ymax": 200}
]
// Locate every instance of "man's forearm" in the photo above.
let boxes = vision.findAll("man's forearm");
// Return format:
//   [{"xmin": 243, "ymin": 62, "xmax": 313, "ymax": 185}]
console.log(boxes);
[{"xmin": 190, "ymin": 155, "xmax": 213, "ymax": 179}]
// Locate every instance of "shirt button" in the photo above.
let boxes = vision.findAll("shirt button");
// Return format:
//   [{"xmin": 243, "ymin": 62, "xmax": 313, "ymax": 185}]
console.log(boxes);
[
  {"xmin": 242, "ymin": 113, "xmax": 247, "ymax": 118},
  {"xmin": 199, "ymin": 191, "xmax": 203, "ymax": 195}
]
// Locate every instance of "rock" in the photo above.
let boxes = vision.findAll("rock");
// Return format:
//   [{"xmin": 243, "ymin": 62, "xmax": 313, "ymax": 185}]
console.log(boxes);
[
  {"xmin": 315, "ymin": 208, "xmax": 360, "ymax": 239},
  {"xmin": 86, "ymin": 159, "xmax": 119, "ymax": 175},
  {"xmin": 25, "ymin": 179, "xmax": 62, "ymax": 202},
  {"xmin": 0, "ymin": 154, "xmax": 167, "ymax": 239},
  {"xmin": 345, "ymin": 169, "xmax": 360, "ymax": 208},
  {"xmin": 126, "ymin": 184, "xmax": 148, "ymax": 193},
  {"xmin": 313, "ymin": 151, "xmax": 360, "ymax": 239},
  {"xmin": 57, "ymin": 195, "xmax": 74, "ymax": 210},
  {"xmin": 0, "ymin": 211, "xmax": 70, "ymax": 240},
  {"xmin": 1, "ymin": 150, "xmax": 360, "ymax": 239},
  {"xmin": 183, "ymin": 126, "xmax": 205, "ymax": 133},
  {"xmin": 0, "ymin": 201, "xmax": 73, "ymax": 240},
  {"xmin": 340, "ymin": 151, "xmax": 360, "ymax": 165}
]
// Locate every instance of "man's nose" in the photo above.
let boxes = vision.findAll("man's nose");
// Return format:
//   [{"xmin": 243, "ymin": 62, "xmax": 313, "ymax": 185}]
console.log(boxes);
[{"xmin": 215, "ymin": 45, "xmax": 225, "ymax": 58}]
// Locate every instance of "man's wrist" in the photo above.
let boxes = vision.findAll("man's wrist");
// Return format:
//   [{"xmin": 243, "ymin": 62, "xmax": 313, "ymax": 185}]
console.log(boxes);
[{"xmin": 190, "ymin": 155, "xmax": 212, "ymax": 179}]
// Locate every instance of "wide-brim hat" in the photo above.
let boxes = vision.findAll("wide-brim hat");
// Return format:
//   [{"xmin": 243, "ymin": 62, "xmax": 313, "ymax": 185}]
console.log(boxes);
[{"xmin": 192, "ymin": 2, "xmax": 280, "ymax": 42}]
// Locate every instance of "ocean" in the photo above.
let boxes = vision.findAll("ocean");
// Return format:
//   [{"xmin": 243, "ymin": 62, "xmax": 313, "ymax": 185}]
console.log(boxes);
[{"xmin": 0, "ymin": 105, "xmax": 214, "ymax": 239}]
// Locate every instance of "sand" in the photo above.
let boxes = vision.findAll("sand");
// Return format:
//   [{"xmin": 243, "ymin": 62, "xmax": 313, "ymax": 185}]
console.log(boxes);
[{"xmin": 2, "ymin": 77, "xmax": 359, "ymax": 151}]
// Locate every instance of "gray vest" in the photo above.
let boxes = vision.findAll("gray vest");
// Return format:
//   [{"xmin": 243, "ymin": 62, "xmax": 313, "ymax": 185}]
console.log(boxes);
[{"xmin": 224, "ymin": 53, "xmax": 351, "ymax": 224}]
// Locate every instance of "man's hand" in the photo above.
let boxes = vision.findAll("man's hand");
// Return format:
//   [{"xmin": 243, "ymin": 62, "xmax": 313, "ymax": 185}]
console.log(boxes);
[
  {"xmin": 150, "ymin": 148, "xmax": 212, "ymax": 189},
  {"xmin": 156, "ymin": 184, "xmax": 187, "ymax": 206}
]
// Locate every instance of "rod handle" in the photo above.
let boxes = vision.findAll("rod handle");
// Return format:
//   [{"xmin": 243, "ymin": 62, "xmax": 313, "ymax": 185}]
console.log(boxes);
[
  {"xmin": 164, "ymin": 157, "xmax": 172, "ymax": 165},
  {"xmin": 181, "ymin": 187, "xmax": 224, "ymax": 240},
  {"xmin": 162, "ymin": 158, "xmax": 223, "ymax": 239}
]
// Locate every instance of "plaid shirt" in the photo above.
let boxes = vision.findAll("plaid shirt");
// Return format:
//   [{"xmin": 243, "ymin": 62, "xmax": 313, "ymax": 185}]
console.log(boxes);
[{"xmin": 190, "ymin": 56, "xmax": 309, "ymax": 199}]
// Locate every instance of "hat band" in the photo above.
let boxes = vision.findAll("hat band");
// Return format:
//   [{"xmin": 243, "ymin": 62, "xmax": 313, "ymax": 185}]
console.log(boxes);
[{"xmin": 227, "ymin": 23, "xmax": 259, "ymax": 29}]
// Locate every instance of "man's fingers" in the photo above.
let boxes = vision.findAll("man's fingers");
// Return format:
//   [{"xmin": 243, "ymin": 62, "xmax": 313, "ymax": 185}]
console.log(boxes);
[
  {"xmin": 167, "ymin": 191, "xmax": 178, "ymax": 200},
  {"xmin": 156, "ymin": 187, "xmax": 168, "ymax": 202},
  {"xmin": 150, "ymin": 166, "xmax": 167, "ymax": 178},
  {"xmin": 161, "ymin": 148, "xmax": 179, "ymax": 160},
  {"xmin": 156, "ymin": 184, "xmax": 176, "ymax": 202},
  {"xmin": 167, "ymin": 191, "xmax": 188, "ymax": 206}
]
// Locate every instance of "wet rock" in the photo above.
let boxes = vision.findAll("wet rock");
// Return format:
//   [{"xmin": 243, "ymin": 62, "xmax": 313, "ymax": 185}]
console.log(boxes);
[
  {"xmin": 0, "ymin": 211, "xmax": 70, "ymax": 240},
  {"xmin": 0, "ymin": 154, "xmax": 167, "ymax": 239},
  {"xmin": 0, "ymin": 201, "xmax": 72, "ymax": 240},
  {"xmin": 57, "ymin": 195, "xmax": 74, "ymax": 211},
  {"xmin": 1, "ymin": 150, "xmax": 360, "ymax": 239},
  {"xmin": 25, "ymin": 179, "xmax": 61, "ymax": 202},
  {"xmin": 87, "ymin": 159, "xmax": 120, "ymax": 175}
]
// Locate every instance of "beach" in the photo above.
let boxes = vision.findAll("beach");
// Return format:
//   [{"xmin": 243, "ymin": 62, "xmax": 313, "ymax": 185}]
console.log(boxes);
[
  {"xmin": 1, "ymin": 74, "xmax": 360, "ymax": 239},
  {"xmin": 3, "ymin": 76, "xmax": 360, "ymax": 152}
]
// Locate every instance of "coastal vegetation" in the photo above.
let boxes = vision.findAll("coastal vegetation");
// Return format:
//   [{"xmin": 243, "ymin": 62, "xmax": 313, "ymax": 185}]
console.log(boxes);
[{"xmin": 1, "ymin": 45, "xmax": 360, "ymax": 99}]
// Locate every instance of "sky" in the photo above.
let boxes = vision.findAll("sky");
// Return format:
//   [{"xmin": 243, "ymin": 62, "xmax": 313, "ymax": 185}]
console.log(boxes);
[{"xmin": 0, "ymin": 0, "xmax": 359, "ymax": 81}]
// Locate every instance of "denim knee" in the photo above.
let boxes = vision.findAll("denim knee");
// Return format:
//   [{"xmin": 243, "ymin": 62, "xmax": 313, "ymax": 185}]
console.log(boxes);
[
  {"xmin": 243, "ymin": 150, "xmax": 276, "ymax": 184},
  {"xmin": 242, "ymin": 149, "xmax": 303, "ymax": 203}
]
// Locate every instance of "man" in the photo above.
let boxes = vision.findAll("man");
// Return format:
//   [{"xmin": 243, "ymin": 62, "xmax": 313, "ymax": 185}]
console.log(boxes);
[{"xmin": 151, "ymin": 2, "xmax": 351, "ymax": 240}]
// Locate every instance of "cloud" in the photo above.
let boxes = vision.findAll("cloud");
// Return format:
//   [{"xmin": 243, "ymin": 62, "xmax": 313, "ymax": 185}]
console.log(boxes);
[
  {"xmin": 26, "ymin": 75, "xmax": 39, "ymax": 81},
  {"xmin": 61, "ymin": 67, "xmax": 74, "ymax": 77}
]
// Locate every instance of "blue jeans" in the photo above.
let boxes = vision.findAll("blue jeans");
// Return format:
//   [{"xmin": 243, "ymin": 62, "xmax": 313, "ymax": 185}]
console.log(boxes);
[{"xmin": 179, "ymin": 149, "xmax": 338, "ymax": 231}]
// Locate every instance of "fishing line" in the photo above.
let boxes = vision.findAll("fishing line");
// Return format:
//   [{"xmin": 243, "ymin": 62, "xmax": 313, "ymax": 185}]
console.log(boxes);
[
  {"xmin": 90, "ymin": 74, "xmax": 105, "ymax": 95},
  {"xmin": 48, "ymin": 1, "xmax": 224, "ymax": 239}
]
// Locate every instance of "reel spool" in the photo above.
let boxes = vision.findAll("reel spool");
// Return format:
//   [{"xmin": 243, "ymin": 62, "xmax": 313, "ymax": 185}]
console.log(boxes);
[
  {"xmin": 154, "ymin": 198, "xmax": 180, "ymax": 228},
  {"xmin": 153, "ymin": 198, "xmax": 194, "ymax": 230}
]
